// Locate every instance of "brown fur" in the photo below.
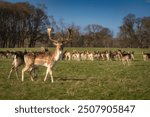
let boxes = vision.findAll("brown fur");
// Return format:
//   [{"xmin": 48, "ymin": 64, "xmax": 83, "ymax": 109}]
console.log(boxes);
[
  {"xmin": 8, "ymin": 51, "xmax": 27, "ymax": 79},
  {"xmin": 142, "ymin": 51, "xmax": 150, "ymax": 61},
  {"xmin": 118, "ymin": 50, "xmax": 134, "ymax": 65},
  {"xmin": 21, "ymin": 27, "xmax": 72, "ymax": 82},
  {"xmin": 22, "ymin": 42, "xmax": 63, "ymax": 82}
]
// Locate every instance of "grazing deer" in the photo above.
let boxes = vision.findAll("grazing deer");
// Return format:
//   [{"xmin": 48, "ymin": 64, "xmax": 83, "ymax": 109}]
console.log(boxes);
[
  {"xmin": 142, "ymin": 51, "xmax": 150, "ymax": 61},
  {"xmin": 21, "ymin": 28, "xmax": 72, "ymax": 82}
]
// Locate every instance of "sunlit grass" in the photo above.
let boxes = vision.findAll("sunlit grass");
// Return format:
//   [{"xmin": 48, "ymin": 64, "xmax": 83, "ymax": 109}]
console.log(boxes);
[{"xmin": 0, "ymin": 48, "xmax": 150, "ymax": 100}]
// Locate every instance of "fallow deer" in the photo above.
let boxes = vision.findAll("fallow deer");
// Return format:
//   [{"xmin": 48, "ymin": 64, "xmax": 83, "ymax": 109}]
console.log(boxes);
[
  {"xmin": 8, "ymin": 51, "xmax": 27, "ymax": 79},
  {"xmin": 63, "ymin": 50, "xmax": 71, "ymax": 60},
  {"xmin": 80, "ymin": 51, "xmax": 88, "ymax": 61},
  {"xmin": 71, "ymin": 51, "xmax": 80, "ymax": 61},
  {"xmin": 118, "ymin": 50, "xmax": 134, "ymax": 65},
  {"xmin": 87, "ymin": 51, "xmax": 94, "ymax": 61},
  {"xmin": 142, "ymin": 51, "xmax": 150, "ymax": 61},
  {"xmin": 21, "ymin": 28, "xmax": 72, "ymax": 82}
]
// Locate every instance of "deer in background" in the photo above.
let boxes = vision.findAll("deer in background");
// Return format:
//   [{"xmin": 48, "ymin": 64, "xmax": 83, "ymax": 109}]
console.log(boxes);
[
  {"xmin": 21, "ymin": 28, "xmax": 72, "ymax": 82},
  {"xmin": 117, "ymin": 50, "xmax": 134, "ymax": 65},
  {"xmin": 142, "ymin": 51, "xmax": 150, "ymax": 61}
]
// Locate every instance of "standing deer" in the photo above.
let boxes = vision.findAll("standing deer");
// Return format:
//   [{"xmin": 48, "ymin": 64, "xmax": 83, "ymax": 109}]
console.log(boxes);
[
  {"xmin": 142, "ymin": 51, "xmax": 150, "ymax": 61},
  {"xmin": 117, "ymin": 50, "xmax": 134, "ymax": 65},
  {"xmin": 8, "ymin": 51, "xmax": 27, "ymax": 79},
  {"xmin": 21, "ymin": 28, "xmax": 72, "ymax": 82}
]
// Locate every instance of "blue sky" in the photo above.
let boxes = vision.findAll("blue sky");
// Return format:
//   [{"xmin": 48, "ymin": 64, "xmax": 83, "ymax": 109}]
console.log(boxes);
[{"xmin": 6, "ymin": 0, "xmax": 150, "ymax": 36}]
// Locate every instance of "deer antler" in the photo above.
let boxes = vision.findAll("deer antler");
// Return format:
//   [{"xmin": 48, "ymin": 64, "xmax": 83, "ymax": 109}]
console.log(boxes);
[
  {"xmin": 47, "ymin": 27, "xmax": 73, "ymax": 44},
  {"xmin": 47, "ymin": 27, "xmax": 58, "ymax": 43}
]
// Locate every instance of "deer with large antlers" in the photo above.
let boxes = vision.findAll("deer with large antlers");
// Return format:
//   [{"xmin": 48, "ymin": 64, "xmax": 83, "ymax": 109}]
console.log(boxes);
[{"xmin": 21, "ymin": 28, "xmax": 72, "ymax": 82}]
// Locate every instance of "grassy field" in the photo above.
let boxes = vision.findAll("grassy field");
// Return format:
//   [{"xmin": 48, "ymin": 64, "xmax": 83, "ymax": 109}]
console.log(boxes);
[{"xmin": 0, "ymin": 48, "xmax": 150, "ymax": 100}]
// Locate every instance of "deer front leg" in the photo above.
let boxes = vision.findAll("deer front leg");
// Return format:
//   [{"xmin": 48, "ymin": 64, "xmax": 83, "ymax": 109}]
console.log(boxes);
[
  {"xmin": 28, "ymin": 67, "xmax": 36, "ymax": 81},
  {"xmin": 127, "ymin": 59, "xmax": 131, "ymax": 66},
  {"xmin": 22, "ymin": 66, "xmax": 30, "ymax": 82},
  {"xmin": 49, "ymin": 68, "xmax": 53, "ymax": 83},
  {"xmin": 8, "ymin": 67, "xmax": 14, "ymax": 79},
  {"xmin": 15, "ymin": 68, "xmax": 19, "ymax": 80},
  {"xmin": 44, "ymin": 67, "xmax": 49, "ymax": 82},
  {"xmin": 44, "ymin": 67, "xmax": 54, "ymax": 83},
  {"xmin": 29, "ymin": 70, "xmax": 34, "ymax": 81}
]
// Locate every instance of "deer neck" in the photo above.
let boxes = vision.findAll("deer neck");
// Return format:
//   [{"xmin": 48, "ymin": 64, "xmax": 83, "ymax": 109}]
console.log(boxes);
[{"xmin": 53, "ymin": 46, "xmax": 63, "ymax": 61}]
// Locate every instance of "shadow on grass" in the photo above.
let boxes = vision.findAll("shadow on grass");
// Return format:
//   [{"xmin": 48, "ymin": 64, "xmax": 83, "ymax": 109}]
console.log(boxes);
[{"xmin": 56, "ymin": 77, "xmax": 86, "ymax": 81}]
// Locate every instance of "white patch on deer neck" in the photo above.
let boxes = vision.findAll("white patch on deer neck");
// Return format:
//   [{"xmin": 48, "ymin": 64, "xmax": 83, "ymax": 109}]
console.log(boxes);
[{"xmin": 54, "ymin": 49, "xmax": 62, "ymax": 61}]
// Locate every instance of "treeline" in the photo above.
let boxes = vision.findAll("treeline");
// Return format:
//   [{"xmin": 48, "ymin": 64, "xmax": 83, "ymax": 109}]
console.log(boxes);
[
  {"xmin": 0, "ymin": 1, "xmax": 150, "ymax": 48},
  {"xmin": 0, "ymin": 1, "xmax": 47, "ymax": 48},
  {"xmin": 115, "ymin": 14, "xmax": 150, "ymax": 48}
]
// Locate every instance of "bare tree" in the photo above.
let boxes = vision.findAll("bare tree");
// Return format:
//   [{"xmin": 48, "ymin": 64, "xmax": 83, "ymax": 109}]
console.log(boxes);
[
  {"xmin": 84, "ymin": 24, "xmax": 113, "ymax": 47},
  {"xmin": 117, "ymin": 14, "xmax": 150, "ymax": 48},
  {"xmin": 0, "ymin": 1, "xmax": 48, "ymax": 48}
]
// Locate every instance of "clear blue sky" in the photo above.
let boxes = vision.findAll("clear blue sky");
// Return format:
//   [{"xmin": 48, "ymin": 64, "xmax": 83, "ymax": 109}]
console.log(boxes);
[{"xmin": 6, "ymin": 0, "xmax": 150, "ymax": 36}]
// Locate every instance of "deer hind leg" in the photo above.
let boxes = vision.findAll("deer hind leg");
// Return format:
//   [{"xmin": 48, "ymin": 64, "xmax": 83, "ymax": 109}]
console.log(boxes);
[
  {"xmin": 144, "ymin": 56, "xmax": 148, "ymax": 61},
  {"xmin": 122, "ymin": 59, "xmax": 126, "ymax": 65},
  {"xmin": 8, "ymin": 66, "xmax": 14, "ymax": 79},
  {"xmin": 127, "ymin": 59, "xmax": 131, "ymax": 66},
  {"xmin": 8, "ymin": 66, "xmax": 19, "ymax": 80}
]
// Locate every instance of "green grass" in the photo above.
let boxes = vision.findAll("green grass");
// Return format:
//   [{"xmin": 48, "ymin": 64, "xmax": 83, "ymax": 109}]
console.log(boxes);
[{"xmin": 0, "ymin": 48, "xmax": 150, "ymax": 100}]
